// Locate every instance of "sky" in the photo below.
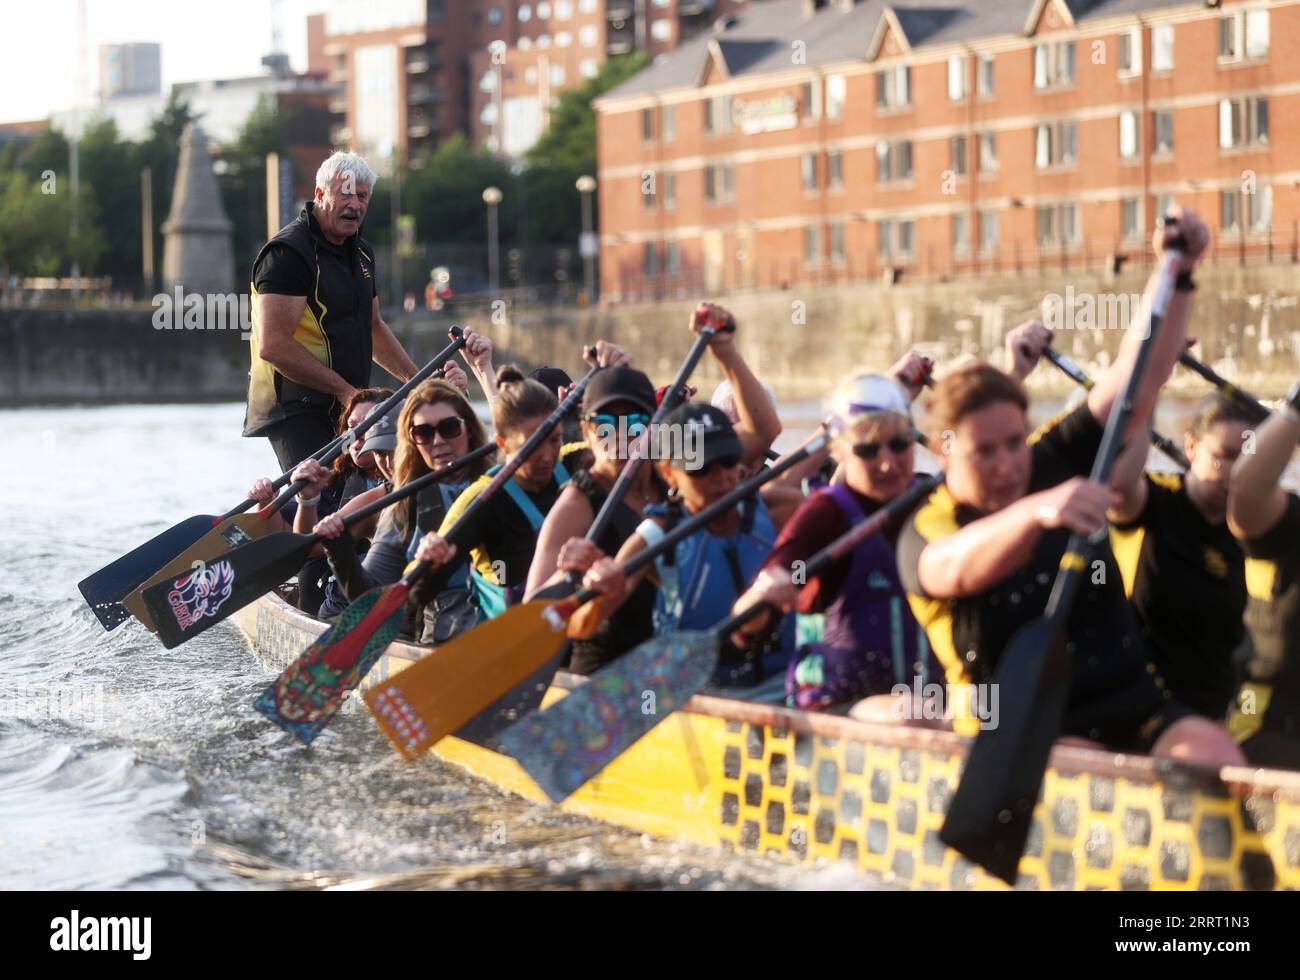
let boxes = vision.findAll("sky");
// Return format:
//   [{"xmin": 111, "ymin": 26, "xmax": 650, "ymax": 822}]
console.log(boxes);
[{"xmin": 0, "ymin": 0, "xmax": 328, "ymax": 124}]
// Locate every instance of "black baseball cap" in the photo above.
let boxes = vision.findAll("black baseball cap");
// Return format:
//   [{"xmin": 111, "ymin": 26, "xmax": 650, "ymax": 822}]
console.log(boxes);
[
  {"xmin": 660, "ymin": 402, "xmax": 743, "ymax": 470},
  {"xmin": 530, "ymin": 365, "xmax": 572, "ymax": 396},
  {"xmin": 359, "ymin": 406, "xmax": 399, "ymax": 455},
  {"xmin": 583, "ymin": 365, "xmax": 657, "ymax": 416}
]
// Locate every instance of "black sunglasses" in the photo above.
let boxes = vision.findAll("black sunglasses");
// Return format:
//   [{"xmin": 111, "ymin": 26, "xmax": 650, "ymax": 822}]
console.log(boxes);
[
  {"xmin": 852, "ymin": 435, "xmax": 914, "ymax": 460},
  {"xmin": 687, "ymin": 454, "xmax": 741, "ymax": 476},
  {"xmin": 410, "ymin": 416, "xmax": 466, "ymax": 444}
]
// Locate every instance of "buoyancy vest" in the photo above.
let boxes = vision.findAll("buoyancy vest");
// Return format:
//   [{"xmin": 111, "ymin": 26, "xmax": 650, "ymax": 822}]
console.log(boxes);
[
  {"xmin": 637, "ymin": 493, "xmax": 795, "ymax": 684},
  {"xmin": 786, "ymin": 484, "xmax": 939, "ymax": 710},
  {"xmin": 467, "ymin": 461, "xmax": 571, "ymax": 620}
]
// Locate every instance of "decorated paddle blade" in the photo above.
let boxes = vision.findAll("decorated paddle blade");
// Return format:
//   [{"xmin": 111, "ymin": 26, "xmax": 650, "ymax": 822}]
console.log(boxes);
[
  {"xmin": 498, "ymin": 630, "xmax": 719, "ymax": 803},
  {"xmin": 124, "ymin": 513, "xmax": 268, "ymax": 632},
  {"xmin": 364, "ymin": 601, "xmax": 566, "ymax": 760},
  {"xmin": 451, "ymin": 644, "xmax": 571, "ymax": 750},
  {"xmin": 78, "ymin": 514, "xmax": 219, "ymax": 630},
  {"xmin": 255, "ymin": 583, "xmax": 410, "ymax": 745},
  {"xmin": 140, "ymin": 531, "xmax": 313, "ymax": 649},
  {"xmin": 940, "ymin": 618, "xmax": 1071, "ymax": 885}
]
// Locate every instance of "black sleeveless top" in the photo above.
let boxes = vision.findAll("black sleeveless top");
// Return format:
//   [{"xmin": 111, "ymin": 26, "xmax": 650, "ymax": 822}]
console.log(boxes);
[{"xmin": 565, "ymin": 468, "xmax": 659, "ymax": 675}]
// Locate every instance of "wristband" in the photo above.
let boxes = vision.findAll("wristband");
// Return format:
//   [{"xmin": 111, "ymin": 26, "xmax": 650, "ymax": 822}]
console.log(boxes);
[
  {"xmin": 297, "ymin": 493, "xmax": 321, "ymax": 508},
  {"xmin": 1174, "ymin": 270, "xmax": 1196, "ymax": 292}
]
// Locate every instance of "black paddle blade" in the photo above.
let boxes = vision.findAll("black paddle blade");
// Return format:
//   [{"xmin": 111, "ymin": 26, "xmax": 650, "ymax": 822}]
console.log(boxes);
[
  {"xmin": 451, "ymin": 644, "xmax": 571, "ymax": 750},
  {"xmin": 140, "ymin": 531, "xmax": 316, "ymax": 649},
  {"xmin": 78, "ymin": 514, "xmax": 218, "ymax": 631},
  {"xmin": 940, "ymin": 617, "xmax": 1072, "ymax": 885}
]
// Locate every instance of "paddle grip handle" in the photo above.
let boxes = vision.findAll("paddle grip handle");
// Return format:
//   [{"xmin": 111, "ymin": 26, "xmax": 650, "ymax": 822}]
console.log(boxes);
[{"xmin": 1177, "ymin": 352, "xmax": 1271, "ymax": 424}]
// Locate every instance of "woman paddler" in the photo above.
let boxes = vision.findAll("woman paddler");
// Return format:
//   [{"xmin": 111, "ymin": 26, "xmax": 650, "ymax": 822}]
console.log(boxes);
[
  {"xmin": 894, "ymin": 208, "xmax": 1243, "ymax": 763},
  {"xmin": 727, "ymin": 365, "xmax": 944, "ymax": 717}
]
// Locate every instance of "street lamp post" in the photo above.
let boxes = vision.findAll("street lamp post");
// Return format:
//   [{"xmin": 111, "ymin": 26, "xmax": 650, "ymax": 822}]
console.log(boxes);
[
  {"xmin": 482, "ymin": 185, "xmax": 502, "ymax": 296},
  {"xmin": 576, "ymin": 174, "xmax": 597, "ymax": 303}
]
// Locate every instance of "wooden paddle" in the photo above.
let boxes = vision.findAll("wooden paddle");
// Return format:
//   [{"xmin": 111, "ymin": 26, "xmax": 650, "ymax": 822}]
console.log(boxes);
[
  {"xmin": 366, "ymin": 428, "xmax": 833, "ymax": 760},
  {"xmin": 499, "ymin": 469, "xmax": 946, "ymax": 803},
  {"xmin": 940, "ymin": 250, "xmax": 1185, "ymax": 885},
  {"xmin": 140, "ymin": 442, "xmax": 496, "ymax": 650},
  {"xmin": 77, "ymin": 327, "xmax": 466, "ymax": 631},
  {"xmin": 256, "ymin": 365, "xmax": 603, "ymax": 743},
  {"xmin": 1041, "ymin": 345, "xmax": 1190, "ymax": 470},
  {"xmin": 1177, "ymin": 351, "xmax": 1271, "ymax": 424}
]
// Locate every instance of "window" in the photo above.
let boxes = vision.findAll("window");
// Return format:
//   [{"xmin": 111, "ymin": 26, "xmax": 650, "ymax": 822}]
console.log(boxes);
[
  {"xmin": 580, "ymin": 58, "xmax": 599, "ymax": 78},
  {"xmin": 555, "ymin": 0, "xmax": 572, "ymax": 19},
  {"xmin": 549, "ymin": 64, "xmax": 565, "ymax": 85},
  {"xmin": 537, "ymin": 34, "xmax": 551, "ymax": 47},
  {"xmin": 826, "ymin": 74, "xmax": 845, "ymax": 120},
  {"xmin": 829, "ymin": 222, "xmax": 845, "ymax": 262},
  {"xmin": 642, "ymin": 108, "xmax": 655, "ymax": 141},
  {"xmin": 827, "ymin": 150, "xmax": 843, "ymax": 189},
  {"xmin": 876, "ymin": 140, "xmax": 914, "ymax": 183},
  {"xmin": 665, "ymin": 241, "xmax": 680, "ymax": 275},
  {"xmin": 804, "ymin": 226, "xmax": 821, "ymax": 264},
  {"xmin": 580, "ymin": 0, "xmax": 596, "ymax": 11},
  {"xmin": 979, "ymin": 132, "xmax": 998, "ymax": 172},
  {"xmin": 1219, "ymin": 97, "xmax": 1268, "ymax": 148},
  {"xmin": 519, "ymin": 4, "xmax": 532, "ymax": 21},
  {"xmin": 801, "ymin": 80, "xmax": 819, "ymax": 121},
  {"xmin": 801, "ymin": 153, "xmax": 818, "ymax": 190},
  {"xmin": 643, "ymin": 242, "xmax": 658, "ymax": 277},
  {"xmin": 1119, "ymin": 28, "xmax": 1141, "ymax": 75},
  {"xmin": 518, "ymin": 36, "xmax": 532, "ymax": 49},
  {"xmin": 1033, "ymin": 41, "xmax": 1075, "ymax": 89},
  {"xmin": 488, "ymin": 6, "xmax": 503, "ymax": 26},
  {"xmin": 537, "ymin": 1, "xmax": 551, "ymax": 17},
  {"xmin": 556, "ymin": 31, "xmax": 572, "ymax": 47},
  {"xmin": 1153, "ymin": 111, "xmax": 1173, "ymax": 155},
  {"xmin": 977, "ymin": 53, "xmax": 994, "ymax": 96},
  {"xmin": 664, "ymin": 173, "xmax": 676, "ymax": 210},
  {"xmin": 1122, "ymin": 198, "xmax": 1141, "ymax": 239},
  {"xmin": 948, "ymin": 55, "xmax": 965, "ymax": 101},
  {"xmin": 1035, "ymin": 121, "xmax": 1077, "ymax": 168},
  {"xmin": 953, "ymin": 213, "xmax": 969, "ymax": 254},
  {"xmin": 705, "ymin": 164, "xmax": 734, "ymax": 205},
  {"xmin": 1036, "ymin": 203, "xmax": 1079, "ymax": 245},
  {"xmin": 876, "ymin": 66, "xmax": 910, "ymax": 109},
  {"xmin": 651, "ymin": 19, "xmax": 672, "ymax": 42},
  {"xmin": 1248, "ymin": 185, "xmax": 1272, "ymax": 231},
  {"xmin": 898, "ymin": 220, "xmax": 915, "ymax": 255},
  {"xmin": 1152, "ymin": 24, "xmax": 1174, "ymax": 72},
  {"xmin": 524, "ymin": 66, "xmax": 537, "ymax": 84},
  {"xmin": 662, "ymin": 105, "xmax": 676, "ymax": 142},
  {"xmin": 879, "ymin": 220, "xmax": 915, "ymax": 257},
  {"xmin": 580, "ymin": 25, "xmax": 598, "ymax": 47},
  {"xmin": 705, "ymin": 96, "xmax": 732, "ymax": 134},
  {"xmin": 1119, "ymin": 111, "xmax": 1139, "ymax": 160},
  {"xmin": 950, "ymin": 136, "xmax": 967, "ymax": 176},
  {"xmin": 1220, "ymin": 10, "xmax": 1269, "ymax": 62},
  {"xmin": 979, "ymin": 209, "xmax": 998, "ymax": 253},
  {"xmin": 1221, "ymin": 189, "xmax": 1241, "ymax": 232}
]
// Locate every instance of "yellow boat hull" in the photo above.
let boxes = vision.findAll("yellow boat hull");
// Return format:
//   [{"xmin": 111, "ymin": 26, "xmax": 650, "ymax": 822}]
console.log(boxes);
[{"xmin": 235, "ymin": 592, "xmax": 1300, "ymax": 890}]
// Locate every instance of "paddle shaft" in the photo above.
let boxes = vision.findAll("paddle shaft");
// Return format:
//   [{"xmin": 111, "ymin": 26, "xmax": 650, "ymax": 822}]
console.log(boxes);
[
  {"xmin": 258, "ymin": 326, "xmax": 467, "ymax": 517},
  {"xmin": 1041, "ymin": 346, "xmax": 1190, "ymax": 470},
  {"xmin": 584, "ymin": 322, "xmax": 722, "ymax": 547},
  {"xmin": 1177, "ymin": 351, "xmax": 1271, "ymax": 424},
  {"xmin": 397, "ymin": 365, "xmax": 602, "ymax": 589}
]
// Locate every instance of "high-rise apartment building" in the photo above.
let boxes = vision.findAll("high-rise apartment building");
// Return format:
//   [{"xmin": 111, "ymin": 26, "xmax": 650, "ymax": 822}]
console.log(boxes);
[{"xmin": 98, "ymin": 42, "xmax": 162, "ymax": 101}]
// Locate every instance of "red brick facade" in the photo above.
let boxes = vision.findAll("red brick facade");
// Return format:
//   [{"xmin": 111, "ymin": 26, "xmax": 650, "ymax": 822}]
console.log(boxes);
[{"xmin": 595, "ymin": 0, "xmax": 1300, "ymax": 302}]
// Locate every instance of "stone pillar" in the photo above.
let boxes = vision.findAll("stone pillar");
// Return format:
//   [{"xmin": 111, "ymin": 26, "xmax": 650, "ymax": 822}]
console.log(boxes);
[{"xmin": 161, "ymin": 123, "xmax": 234, "ymax": 296}]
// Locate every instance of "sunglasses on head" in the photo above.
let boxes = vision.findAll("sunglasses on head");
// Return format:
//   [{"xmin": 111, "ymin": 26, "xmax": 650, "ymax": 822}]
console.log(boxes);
[
  {"xmin": 585, "ymin": 411, "xmax": 651, "ymax": 434},
  {"xmin": 409, "ymin": 416, "xmax": 466, "ymax": 444},
  {"xmin": 852, "ymin": 435, "xmax": 914, "ymax": 460},
  {"xmin": 686, "ymin": 454, "xmax": 741, "ymax": 476}
]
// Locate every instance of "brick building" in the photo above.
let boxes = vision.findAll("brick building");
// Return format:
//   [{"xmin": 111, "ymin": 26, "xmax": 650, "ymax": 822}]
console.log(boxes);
[
  {"xmin": 593, "ymin": 0, "xmax": 1298, "ymax": 302},
  {"xmin": 315, "ymin": 0, "xmax": 750, "ymax": 167}
]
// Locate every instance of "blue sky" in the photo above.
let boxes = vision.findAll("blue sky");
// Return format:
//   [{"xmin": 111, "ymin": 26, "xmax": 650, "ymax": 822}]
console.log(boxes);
[{"xmin": 2, "ymin": 0, "xmax": 326, "ymax": 124}]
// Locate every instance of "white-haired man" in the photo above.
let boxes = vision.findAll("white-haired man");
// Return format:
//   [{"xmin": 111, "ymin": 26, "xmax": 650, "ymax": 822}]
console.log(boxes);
[{"xmin": 243, "ymin": 151, "xmax": 426, "ymax": 471}]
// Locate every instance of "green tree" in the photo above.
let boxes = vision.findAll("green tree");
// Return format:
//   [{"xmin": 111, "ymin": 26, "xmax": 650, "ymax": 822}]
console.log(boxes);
[
  {"xmin": 76, "ymin": 117, "xmax": 144, "ymax": 291},
  {"xmin": 217, "ymin": 94, "xmax": 292, "ymax": 284},
  {"xmin": 0, "ymin": 170, "xmax": 105, "ymax": 278}
]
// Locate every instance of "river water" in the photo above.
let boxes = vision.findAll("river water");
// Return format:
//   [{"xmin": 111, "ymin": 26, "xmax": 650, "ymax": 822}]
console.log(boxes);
[{"xmin": 5, "ymin": 398, "xmax": 1294, "ymax": 891}]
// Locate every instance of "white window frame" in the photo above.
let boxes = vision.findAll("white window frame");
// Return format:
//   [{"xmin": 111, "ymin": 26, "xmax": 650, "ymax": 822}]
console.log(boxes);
[
  {"xmin": 1121, "ymin": 198, "xmax": 1142, "ymax": 240},
  {"xmin": 804, "ymin": 225, "xmax": 821, "ymax": 265},
  {"xmin": 979, "ymin": 209, "xmax": 998, "ymax": 254},
  {"xmin": 953, "ymin": 213, "xmax": 969, "ymax": 255},
  {"xmin": 977, "ymin": 53, "xmax": 994, "ymax": 97},
  {"xmin": 1153, "ymin": 110, "xmax": 1173, "ymax": 155},
  {"xmin": 1219, "ymin": 97, "xmax": 1269, "ymax": 149},
  {"xmin": 1035, "ymin": 121, "xmax": 1078, "ymax": 169},
  {"xmin": 947, "ymin": 55, "xmax": 966, "ymax": 102},
  {"xmin": 826, "ymin": 74, "xmax": 845, "ymax": 120},
  {"xmin": 876, "ymin": 140, "xmax": 914, "ymax": 183},
  {"xmin": 1119, "ymin": 111, "xmax": 1139, "ymax": 161},
  {"xmin": 1033, "ymin": 40, "xmax": 1076, "ymax": 90},
  {"xmin": 1118, "ymin": 28, "xmax": 1142, "ymax": 77},
  {"xmin": 801, "ymin": 152, "xmax": 818, "ymax": 191},
  {"xmin": 1152, "ymin": 24, "xmax": 1174, "ymax": 73},
  {"xmin": 979, "ymin": 131, "xmax": 998, "ymax": 172},
  {"xmin": 829, "ymin": 222, "xmax": 845, "ymax": 263},
  {"xmin": 876, "ymin": 65, "xmax": 910, "ymax": 109},
  {"xmin": 1219, "ymin": 10, "xmax": 1270, "ymax": 64},
  {"xmin": 827, "ymin": 150, "xmax": 843, "ymax": 189}
]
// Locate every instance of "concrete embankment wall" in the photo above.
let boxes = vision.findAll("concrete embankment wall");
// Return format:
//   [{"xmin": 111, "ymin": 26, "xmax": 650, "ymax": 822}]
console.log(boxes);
[{"xmin": 3, "ymin": 264, "xmax": 1297, "ymax": 406}]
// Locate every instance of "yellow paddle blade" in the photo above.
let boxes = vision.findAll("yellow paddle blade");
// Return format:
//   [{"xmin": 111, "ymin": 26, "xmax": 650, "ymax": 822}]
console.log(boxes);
[
  {"xmin": 365, "ymin": 601, "xmax": 566, "ymax": 761},
  {"xmin": 123, "ymin": 513, "xmax": 272, "ymax": 631}
]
